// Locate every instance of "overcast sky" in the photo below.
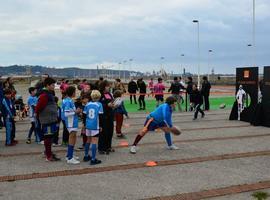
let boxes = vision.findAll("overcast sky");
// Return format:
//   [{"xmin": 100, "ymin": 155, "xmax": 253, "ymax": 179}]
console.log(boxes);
[{"xmin": 0, "ymin": 0, "xmax": 269, "ymax": 74}]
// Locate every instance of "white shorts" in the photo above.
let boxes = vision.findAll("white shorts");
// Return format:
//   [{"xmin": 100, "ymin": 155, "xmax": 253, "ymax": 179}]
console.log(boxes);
[
  {"xmin": 86, "ymin": 129, "xmax": 99, "ymax": 137},
  {"xmin": 67, "ymin": 128, "xmax": 78, "ymax": 134}
]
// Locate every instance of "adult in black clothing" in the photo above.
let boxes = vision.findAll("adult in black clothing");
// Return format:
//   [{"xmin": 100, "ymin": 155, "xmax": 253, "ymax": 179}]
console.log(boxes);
[
  {"xmin": 186, "ymin": 77, "xmax": 194, "ymax": 111},
  {"xmin": 201, "ymin": 76, "xmax": 211, "ymax": 110},
  {"xmin": 190, "ymin": 84, "xmax": 205, "ymax": 120},
  {"xmin": 137, "ymin": 78, "xmax": 146, "ymax": 110},
  {"xmin": 98, "ymin": 80, "xmax": 115, "ymax": 154},
  {"xmin": 168, "ymin": 77, "xmax": 185, "ymax": 111},
  {"xmin": 128, "ymin": 78, "xmax": 138, "ymax": 104}
]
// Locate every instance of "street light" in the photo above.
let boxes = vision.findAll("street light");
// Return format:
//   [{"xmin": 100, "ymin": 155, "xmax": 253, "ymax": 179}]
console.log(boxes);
[
  {"xmin": 252, "ymin": 0, "xmax": 256, "ymax": 67},
  {"xmin": 129, "ymin": 58, "xmax": 133, "ymax": 79},
  {"xmin": 180, "ymin": 54, "xmax": 185, "ymax": 76},
  {"xmin": 160, "ymin": 57, "xmax": 165, "ymax": 76},
  {"xmin": 247, "ymin": 44, "xmax": 252, "ymax": 66},
  {"xmin": 193, "ymin": 19, "xmax": 200, "ymax": 88},
  {"xmin": 208, "ymin": 50, "xmax": 213, "ymax": 81}
]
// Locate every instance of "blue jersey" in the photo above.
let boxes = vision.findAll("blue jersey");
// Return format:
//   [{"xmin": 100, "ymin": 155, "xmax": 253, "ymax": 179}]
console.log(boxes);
[
  {"xmin": 61, "ymin": 97, "xmax": 79, "ymax": 129},
  {"xmin": 148, "ymin": 103, "xmax": 173, "ymax": 128},
  {"xmin": 27, "ymin": 95, "xmax": 38, "ymax": 118},
  {"xmin": 83, "ymin": 101, "xmax": 103, "ymax": 130}
]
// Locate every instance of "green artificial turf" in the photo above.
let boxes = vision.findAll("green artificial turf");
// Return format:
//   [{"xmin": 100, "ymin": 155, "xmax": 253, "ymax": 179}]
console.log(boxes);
[{"xmin": 124, "ymin": 96, "xmax": 235, "ymax": 113}]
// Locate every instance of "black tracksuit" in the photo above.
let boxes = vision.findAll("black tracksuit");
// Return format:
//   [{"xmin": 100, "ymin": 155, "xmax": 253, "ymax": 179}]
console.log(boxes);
[
  {"xmin": 201, "ymin": 80, "xmax": 211, "ymax": 110},
  {"xmin": 190, "ymin": 89, "xmax": 204, "ymax": 119},
  {"xmin": 128, "ymin": 81, "xmax": 138, "ymax": 104}
]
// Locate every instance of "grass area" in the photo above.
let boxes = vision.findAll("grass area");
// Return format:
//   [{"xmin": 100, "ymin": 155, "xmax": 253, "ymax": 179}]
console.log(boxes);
[{"xmin": 124, "ymin": 96, "xmax": 235, "ymax": 113}]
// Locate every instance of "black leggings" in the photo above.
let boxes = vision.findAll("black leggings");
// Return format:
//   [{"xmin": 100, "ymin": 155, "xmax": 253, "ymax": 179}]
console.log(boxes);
[
  {"xmin": 130, "ymin": 95, "xmax": 137, "ymax": 104},
  {"xmin": 138, "ymin": 95, "xmax": 145, "ymax": 109}
]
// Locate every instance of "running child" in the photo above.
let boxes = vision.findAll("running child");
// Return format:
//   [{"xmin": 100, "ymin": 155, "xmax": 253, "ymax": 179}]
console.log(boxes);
[
  {"xmin": 83, "ymin": 90, "xmax": 103, "ymax": 165},
  {"xmin": 130, "ymin": 96, "xmax": 181, "ymax": 154}
]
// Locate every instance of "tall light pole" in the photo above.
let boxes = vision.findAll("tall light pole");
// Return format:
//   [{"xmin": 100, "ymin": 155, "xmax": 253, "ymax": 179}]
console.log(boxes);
[
  {"xmin": 247, "ymin": 44, "xmax": 252, "ymax": 66},
  {"xmin": 129, "ymin": 58, "xmax": 133, "ymax": 79},
  {"xmin": 252, "ymin": 0, "xmax": 256, "ymax": 67},
  {"xmin": 180, "ymin": 54, "xmax": 185, "ymax": 76},
  {"xmin": 208, "ymin": 50, "xmax": 213, "ymax": 81},
  {"xmin": 160, "ymin": 57, "xmax": 165, "ymax": 76},
  {"xmin": 193, "ymin": 19, "xmax": 200, "ymax": 88},
  {"xmin": 123, "ymin": 60, "xmax": 127, "ymax": 82}
]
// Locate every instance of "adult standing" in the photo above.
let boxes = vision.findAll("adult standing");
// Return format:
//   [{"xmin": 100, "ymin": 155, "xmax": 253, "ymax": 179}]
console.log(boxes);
[
  {"xmin": 128, "ymin": 78, "xmax": 138, "ymax": 104},
  {"xmin": 35, "ymin": 74, "xmax": 49, "ymax": 97},
  {"xmin": 201, "ymin": 76, "xmax": 211, "ymax": 111},
  {"xmin": 168, "ymin": 77, "xmax": 185, "ymax": 111},
  {"xmin": 113, "ymin": 78, "xmax": 126, "ymax": 94},
  {"xmin": 137, "ymin": 78, "xmax": 146, "ymax": 110},
  {"xmin": 186, "ymin": 77, "xmax": 194, "ymax": 111}
]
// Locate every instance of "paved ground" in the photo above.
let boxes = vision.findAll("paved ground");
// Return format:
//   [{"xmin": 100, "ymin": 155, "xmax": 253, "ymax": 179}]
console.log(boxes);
[{"xmin": 0, "ymin": 109, "xmax": 270, "ymax": 200}]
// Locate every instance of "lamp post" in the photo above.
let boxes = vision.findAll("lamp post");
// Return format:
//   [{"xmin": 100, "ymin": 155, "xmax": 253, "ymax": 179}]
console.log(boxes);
[
  {"xmin": 247, "ymin": 44, "xmax": 252, "ymax": 66},
  {"xmin": 129, "ymin": 58, "xmax": 133, "ymax": 79},
  {"xmin": 193, "ymin": 19, "xmax": 200, "ymax": 88},
  {"xmin": 123, "ymin": 60, "xmax": 127, "ymax": 82},
  {"xmin": 252, "ymin": 0, "xmax": 256, "ymax": 67},
  {"xmin": 180, "ymin": 54, "xmax": 184, "ymax": 76},
  {"xmin": 208, "ymin": 50, "xmax": 213, "ymax": 81},
  {"xmin": 160, "ymin": 57, "xmax": 165, "ymax": 76}
]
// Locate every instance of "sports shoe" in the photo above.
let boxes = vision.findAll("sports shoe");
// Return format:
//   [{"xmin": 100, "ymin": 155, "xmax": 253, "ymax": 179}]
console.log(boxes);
[
  {"xmin": 167, "ymin": 144, "xmax": 179, "ymax": 150},
  {"xmin": 39, "ymin": 141, "xmax": 44, "ymax": 145},
  {"xmin": 201, "ymin": 113, "xmax": 205, "ymax": 118},
  {"xmin": 65, "ymin": 155, "xmax": 79, "ymax": 161},
  {"xmin": 130, "ymin": 145, "xmax": 137, "ymax": 154},
  {"xmin": 83, "ymin": 155, "xmax": 91, "ymax": 162},
  {"xmin": 46, "ymin": 155, "xmax": 61, "ymax": 162},
  {"xmin": 52, "ymin": 143, "xmax": 62, "ymax": 147},
  {"xmin": 67, "ymin": 157, "xmax": 80, "ymax": 164},
  {"xmin": 26, "ymin": 139, "xmax": 31, "ymax": 144},
  {"xmin": 90, "ymin": 159, "xmax": 102, "ymax": 165}
]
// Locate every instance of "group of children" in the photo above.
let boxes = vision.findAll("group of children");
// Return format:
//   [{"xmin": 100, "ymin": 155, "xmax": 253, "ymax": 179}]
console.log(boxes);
[{"xmin": 1, "ymin": 76, "xmax": 191, "ymax": 166}]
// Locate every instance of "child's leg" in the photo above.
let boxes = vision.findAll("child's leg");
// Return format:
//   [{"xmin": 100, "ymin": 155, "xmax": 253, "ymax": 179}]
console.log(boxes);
[
  {"xmin": 27, "ymin": 122, "xmax": 35, "ymax": 140},
  {"xmin": 194, "ymin": 104, "xmax": 199, "ymax": 119},
  {"xmin": 160, "ymin": 126, "xmax": 172, "ymax": 146},
  {"xmin": 67, "ymin": 131, "xmax": 77, "ymax": 160},
  {"xmin": 5, "ymin": 119, "xmax": 12, "ymax": 145},
  {"xmin": 42, "ymin": 126, "xmax": 52, "ymax": 159},
  {"xmin": 134, "ymin": 95, "xmax": 137, "ymax": 104},
  {"xmin": 84, "ymin": 136, "xmax": 91, "ymax": 158},
  {"xmin": 132, "ymin": 126, "xmax": 149, "ymax": 146},
  {"xmin": 115, "ymin": 113, "xmax": 124, "ymax": 136},
  {"xmin": 91, "ymin": 137, "xmax": 98, "ymax": 161},
  {"xmin": 11, "ymin": 119, "xmax": 16, "ymax": 142},
  {"xmin": 62, "ymin": 120, "xmax": 69, "ymax": 144},
  {"xmin": 130, "ymin": 95, "xmax": 132, "ymax": 104}
]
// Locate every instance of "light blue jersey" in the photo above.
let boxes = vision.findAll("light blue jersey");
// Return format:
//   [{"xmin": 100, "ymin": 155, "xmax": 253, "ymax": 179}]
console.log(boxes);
[
  {"xmin": 27, "ymin": 95, "xmax": 38, "ymax": 120},
  {"xmin": 148, "ymin": 103, "xmax": 173, "ymax": 128},
  {"xmin": 62, "ymin": 97, "xmax": 79, "ymax": 129},
  {"xmin": 83, "ymin": 101, "xmax": 103, "ymax": 130}
]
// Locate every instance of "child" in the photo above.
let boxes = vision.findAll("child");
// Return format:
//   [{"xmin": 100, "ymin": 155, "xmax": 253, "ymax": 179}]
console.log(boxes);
[
  {"xmin": 35, "ymin": 77, "xmax": 60, "ymax": 161},
  {"xmin": 98, "ymin": 80, "xmax": 115, "ymax": 154},
  {"xmin": 26, "ymin": 87, "xmax": 39, "ymax": 144},
  {"xmin": 52, "ymin": 96, "xmax": 62, "ymax": 146},
  {"xmin": 153, "ymin": 77, "xmax": 165, "ymax": 107},
  {"xmin": 190, "ymin": 84, "xmax": 205, "ymax": 120},
  {"xmin": 2, "ymin": 89, "xmax": 16, "ymax": 146},
  {"xmin": 83, "ymin": 90, "xmax": 103, "ymax": 165},
  {"xmin": 60, "ymin": 92, "xmax": 69, "ymax": 146},
  {"xmin": 113, "ymin": 90, "xmax": 128, "ymax": 138},
  {"xmin": 130, "ymin": 96, "xmax": 180, "ymax": 154},
  {"xmin": 62, "ymin": 86, "xmax": 81, "ymax": 164}
]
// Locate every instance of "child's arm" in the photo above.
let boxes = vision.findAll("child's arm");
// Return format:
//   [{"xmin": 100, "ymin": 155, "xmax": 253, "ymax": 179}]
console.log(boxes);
[
  {"xmin": 35, "ymin": 94, "xmax": 48, "ymax": 115},
  {"xmin": 121, "ymin": 102, "xmax": 128, "ymax": 117}
]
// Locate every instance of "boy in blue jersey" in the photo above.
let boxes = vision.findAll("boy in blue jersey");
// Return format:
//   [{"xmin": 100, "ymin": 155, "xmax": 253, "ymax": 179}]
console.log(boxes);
[
  {"xmin": 26, "ymin": 87, "xmax": 39, "ymax": 144},
  {"xmin": 62, "ymin": 86, "xmax": 82, "ymax": 164},
  {"xmin": 83, "ymin": 90, "xmax": 103, "ymax": 165},
  {"xmin": 130, "ymin": 96, "xmax": 181, "ymax": 154}
]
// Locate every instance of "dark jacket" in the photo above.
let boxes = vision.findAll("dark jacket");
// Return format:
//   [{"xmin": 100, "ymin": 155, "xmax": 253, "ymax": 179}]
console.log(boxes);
[
  {"xmin": 137, "ymin": 80, "xmax": 146, "ymax": 94},
  {"xmin": 190, "ymin": 90, "xmax": 203, "ymax": 105},
  {"xmin": 35, "ymin": 89, "xmax": 58, "ymax": 125},
  {"xmin": 128, "ymin": 81, "xmax": 138, "ymax": 93},
  {"xmin": 186, "ymin": 81, "xmax": 194, "ymax": 95},
  {"xmin": 201, "ymin": 80, "xmax": 211, "ymax": 96},
  {"xmin": 168, "ymin": 81, "xmax": 185, "ymax": 94},
  {"xmin": 1, "ymin": 97, "xmax": 15, "ymax": 119}
]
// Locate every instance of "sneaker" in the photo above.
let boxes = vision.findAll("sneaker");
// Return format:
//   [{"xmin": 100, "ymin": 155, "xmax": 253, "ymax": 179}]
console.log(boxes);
[
  {"xmin": 83, "ymin": 155, "xmax": 91, "ymax": 162},
  {"xmin": 61, "ymin": 142, "xmax": 68, "ymax": 146},
  {"xmin": 67, "ymin": 157, "xmax": 80, "ymax": 164},
  {"xmin": 39, "ymin": 141, "xmax": 44, "ymax": 145},
  {"xmin": 167, "ymin": 144, "xmax": 179, "ymax": 150},
  {"xmin": 130, "ymin": 145, "xmax": 137, "ymax": 154},
  {"xmin": 201, "ymin": 113, "xmax": 205, "ymax": 118},
  {"xmin": 137, "ymin": 108, "xmax": 143, "ymax": 111},
  {"xmin": 46, "ymin": 155, "xmax": 61, "ymax": 162},
  {"xmin": 193, "ymin": 118, "xmax": 197, "ymax": 120},
  {"xmin": 65, "ymin": 155, "xmax": 79, "ymax": 161},
  {"xmin": 26, "ymin": 139, "xmax": 31, "ymax": 144},
  {"xmin": 12, "ymin": 140, "xmax": 18, "ymax": 144},
  {"xmin": 52, "ymin": 143, "xmax": 62, "ymax": 147},
  {"xmin": 90, "ymin": 159, "xmax": 102, "ymax": 165}
]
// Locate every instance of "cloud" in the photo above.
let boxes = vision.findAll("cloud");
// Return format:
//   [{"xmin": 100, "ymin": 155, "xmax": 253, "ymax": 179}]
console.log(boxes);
[{"xmin": 0, "ymin": 0, "xmax": 269, "ymax": 74}]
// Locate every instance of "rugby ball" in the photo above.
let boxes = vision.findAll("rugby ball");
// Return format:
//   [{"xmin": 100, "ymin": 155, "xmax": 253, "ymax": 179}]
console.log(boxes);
[
  {"xmin": 171, "ymin": 126, "xmax": 181, "ymax": 136},
  {"xmin": 219, "ymin": 103, "xmax": 226, "ymax": 109},
  {"xmin": 113, "ymin": 97, "xmax": 123, "ymax": 108}
]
